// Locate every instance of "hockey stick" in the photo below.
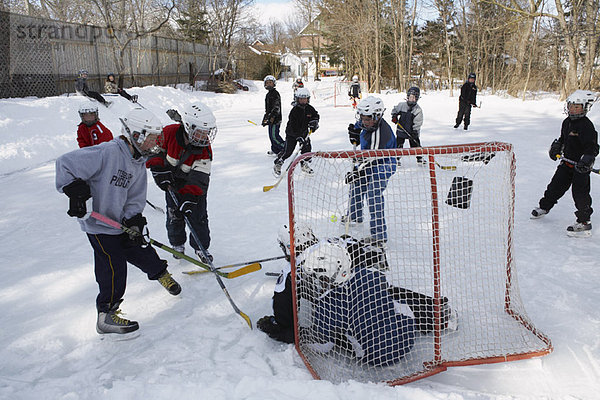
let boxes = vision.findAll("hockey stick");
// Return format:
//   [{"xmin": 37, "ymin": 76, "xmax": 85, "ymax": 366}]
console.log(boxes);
[
  {"xmin": 183, "ymin": 262, "xmax": 261, "ymax": 276},
  {"xmin": 395, "ymin": 122, "xmax": 456, "ymax": 170},
  {"xmin": 248, "ymin": 120, "xmax": 257, "ymax": 125},
  {"xmin": 146, "ymin": 200, "xmax": 165, "ymax": 214},
  {"xmin": 558, "ymin": 156, "xmax": 600, "ymax": 174},
  {"xmin": 87, "ymin": 211, "xmax": 258, "ymax": 279},
  {"xmin": 263, "ymin": 129, "xmax": 314, "ymax": 192},
  {"xmin": 167, "ymin": 187, "xmax": 253, "ymax": 328},
  {"xmin": 182, "ymin": 254, "xmax": 286, "ymax": 275}
]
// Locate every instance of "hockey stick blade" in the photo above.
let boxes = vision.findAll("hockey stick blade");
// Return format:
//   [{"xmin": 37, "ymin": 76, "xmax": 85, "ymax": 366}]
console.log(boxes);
[
  {"xmin": 435, "ymin": 162, "xmax": 457, "ymax": 171},
  {"xmin": 182, "ymin": 263, "xmax": 262, "ymax": 278}
]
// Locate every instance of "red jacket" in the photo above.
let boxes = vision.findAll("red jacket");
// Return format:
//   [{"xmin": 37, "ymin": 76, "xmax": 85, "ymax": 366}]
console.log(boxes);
[
  {"xmin": 147, "ymin": 123, "xmax": 212, "ymax": 197},
  {"xmin": 77, "ymin": 122, "xmax": 113, "ymax": 148}
]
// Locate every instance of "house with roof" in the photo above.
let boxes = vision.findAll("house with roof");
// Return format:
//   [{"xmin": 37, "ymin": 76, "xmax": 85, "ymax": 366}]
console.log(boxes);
[{"xmin": 298, "ymin": 12, "xmax": 342, "ymax": 79}]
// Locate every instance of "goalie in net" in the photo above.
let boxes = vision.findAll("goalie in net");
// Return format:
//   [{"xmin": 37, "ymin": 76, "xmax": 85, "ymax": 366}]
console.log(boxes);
[{"xmin": 257, "ymin": 226, "xmax": 458, "ymax": 360}]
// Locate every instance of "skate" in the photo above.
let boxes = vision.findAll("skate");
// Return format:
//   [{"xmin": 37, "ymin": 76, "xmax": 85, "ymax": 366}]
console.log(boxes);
[
  {"xmin": 454, "ymin": 124, "xmax": 460, "ymax": 128},
  {"xmin": 195, "ymin": 249, "xmax": 214, "ymax": 265},
  {"xmin": 104, "ymin": 100, "xmax": 113, "ymax": 108},
  {"xmin": 157, "ymin": 271, "xmax": 182, "ymax": 295},
  {"xmin": 172, "ymin": 244, "xmax": 185, "ymax": 259},
  {"xmin": 131, "ymin": 95, "xmax": 138, "ymax": 103},
  {"xmin": 463, "ymin": 125, "xmax": 468, "ymax": 130},
  {"xmin": 267, "ymin": 150, "xmax": 277, "ymax": 157},
  {"xmin": 416, "ymin": 156, "xmax": 426, "ymax": 165},
  {"xmin": 566, "ymin": 221, "xmax": 592, "ymax": 238},
  {"xmin": 301, "ymin": 162, "xmax": 314, "ymax": 176},
  {"xmin": 273, "ymin": 161, "xmax": 283, "ymax": 177},
  {"xmin": 442, "ymin": 302, "xmax": 459, "ymax": 332},
  {"xmin": 97, "ymin": 305, "xmax": 139, "ymax": 335},
  {"xmin": 530, "ymin": 207, "xmax": 548, "ymax": 219}
]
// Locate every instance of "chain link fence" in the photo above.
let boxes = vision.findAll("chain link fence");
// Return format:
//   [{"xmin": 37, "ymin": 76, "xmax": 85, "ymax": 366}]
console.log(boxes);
[{"xmin": 0, "ymin": 11, "xmax": 227, "ymax": 99}]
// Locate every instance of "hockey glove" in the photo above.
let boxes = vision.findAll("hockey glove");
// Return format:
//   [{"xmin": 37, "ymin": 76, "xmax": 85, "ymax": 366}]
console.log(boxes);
[
  {"xmin": 348, "ymin": 123, "xmax": 361, "ymax": 146},
  {"xmin": 576, "ymin": 154, "xmax": 595, "ymax": 174},
  {"xmin": 152, "ymin": 169, "xmax": 174, "ymax": 191},
  {"xmin": 548, "ymin": 139, "xmax": 562, "ymax": 161},
  {"xmin": 391, "ymin": 114, "xmax": 398, "ymax": 124},
  {"xmin": 177, "ymin": 194, "xmax": 197, "ymax": 217},
  {"xmin": 122, "ymin": 213, "xmax": 148, "ymax": 247},
  {"xmin": 308, "ymin": 120, "xmax": 319, "ymax": 132},
  {"xmin": 166, "ymin": 109, "xmax": 182, "ymax": 123},
  {"xmin": 63, "ymin": 179, "xmax": 91, "ymax": 218},
  {"xmin": 296, "ymin": 136, "xmax": 306, "ymax": 146}
]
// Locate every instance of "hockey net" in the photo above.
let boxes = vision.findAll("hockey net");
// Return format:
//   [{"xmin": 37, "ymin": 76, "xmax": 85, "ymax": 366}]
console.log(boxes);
[{"xmin": 286, "ymin": 142, "xmax": 552, "ymax": 385}]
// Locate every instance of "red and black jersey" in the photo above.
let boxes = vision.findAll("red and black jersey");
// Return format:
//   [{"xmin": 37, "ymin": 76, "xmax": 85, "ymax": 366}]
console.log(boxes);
[
  {"xmin": 77, "ymin": 121, "xmax": 113, "ymax": 148},
  {"xmin": 147, "ymin": 123, "xmax": 213, "ymax": 197}
]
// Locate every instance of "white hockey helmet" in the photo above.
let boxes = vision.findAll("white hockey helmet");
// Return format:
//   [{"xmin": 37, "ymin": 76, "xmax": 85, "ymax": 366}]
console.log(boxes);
[
  {"xmin": 295, "ymin": 87, "xmax": 311, "ymax": 103},
  {"xmin": 78, "ymin": 103, "xmax": 99, "ymax": 126},
  {"xmin": 296, "ymin": 76, "xmax": 303, "ymax": 83},
  {"xmin": 352, "ymin": 75, "xmax": 359, "ymax": 83},
  {"xmin": 181, "ymin": 102, "xmax": 217, "ymax": 147},
  {"xmin": 565, "ymin": 90, "xmax": 597, "ymax": 120},
  {"xmin": 356, "ymin": 96, "xmax": 385, "ymax": 129},
  {"xmin": 264, "ymin": 75, "xmax": 276, "ymax": 89},
  {"xmin": 303, "ymin": 240, "xmax": 352, "ymax": 286},
  {"xmin": 120, "ymin": 108, "xmax": 163, "ymax": 157}
]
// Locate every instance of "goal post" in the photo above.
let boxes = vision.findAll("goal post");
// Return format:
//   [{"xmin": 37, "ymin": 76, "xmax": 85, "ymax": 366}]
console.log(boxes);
[{"xmin": 286, "ymin": 142, "xmax": 552, "ymax": 385}]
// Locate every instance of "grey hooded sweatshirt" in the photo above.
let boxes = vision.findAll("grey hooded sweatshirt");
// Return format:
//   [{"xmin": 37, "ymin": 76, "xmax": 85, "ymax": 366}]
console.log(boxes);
[{"xmin": 56, "ymin": 137, "xmax": 148, "ymax": 235}]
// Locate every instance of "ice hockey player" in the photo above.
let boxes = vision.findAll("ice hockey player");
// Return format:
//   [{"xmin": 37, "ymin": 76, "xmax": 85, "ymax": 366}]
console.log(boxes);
[
  {"xmin": 55, "ymin": 108, "xmax": 181, "ymax": 336},
  {"xmin": 75, "ymin": 69, "xmax": 112, "ymax": 107},
  {"xmin": 345, "ymin": 96, "xmax": 396, "ymax": 244},
  {"xmin": 348, "ymin": 75, "xmax": 362, "ymax": 109},
  {"xmin": 292, "ymin": 76, "xmax": 304, "ymax": 94},
  {"xmin": 273, "ymin": 87, "xmax": 320, "ymax": 176},
  {"xmin": 454, "ymin": 72, "xmax": 478, "ymax": 130},
  {"xmin": 531, "ymin": 90, "xmax": 599, "ymax": 237},
  {"xmin": 391, "ymin": 86, "xmax": 424, "ymax": 163},
  {"xmin": 257, "ymin": 226, "xmax": 457, "ymax": 367},
  {"xmin": 105, "ymin": 73, "xmax": 138, "ymax": 103},
  {"xmin": 76, "ymin": 104, "xmax": 113, "ymax": 148},
  {"xmin": 147, "ymin": 103, "xmax": 216, "ymax": 264},
  {"xmin": 261, "ymin": 75, "xmax": 285, "ymax": 156}
]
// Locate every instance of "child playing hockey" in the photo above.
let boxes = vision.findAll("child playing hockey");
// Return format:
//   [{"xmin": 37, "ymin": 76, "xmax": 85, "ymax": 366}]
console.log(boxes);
[
  {"xmin": 262, "ymin": 75, "xmax": 285, "ymax": 156},
  {"xmin": 105, "ymin": 73, "xmax": 138, "ymax": 103},
  {"xmin": 76, "ymin": 104, "xmax": 113, "ymax": 148},
  {"xmin": 454, "ymin": 73, "xmax": 478, "ymax": 130},
  {"xmin": 258, "ymin": 226, "xmax": 457, "ymax": 367},
  {"xmin": 391, "ymin": 86, "xmax": 424, "ymax": 163},
  {"xmin": 75, "ymin": 69, "xmax": 112, "ymax": 107},
  {"xmin": 273, "ymin": 87, "xmax": 320, "ymax": 176},
  {"xmin": 147, "ymin": 102, "xmax": 217, "ymax": 264},
  {"xmin": 56, "ymin": 108, "xmax": 181, "ymax": 336},
  {"xmin": 345, "ymin": 96, "xmax": 397, "ymax": 244},
  {"xmin": 348, "ymin": 75, "xmax": 362, "ymax": 109},
  {"xmin": 531, "ymin": 90, "xmax": 599, "ymax": 237}
]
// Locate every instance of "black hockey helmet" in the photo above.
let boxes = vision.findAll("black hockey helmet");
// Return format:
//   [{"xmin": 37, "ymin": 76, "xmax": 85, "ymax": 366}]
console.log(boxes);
[
  {"xmin": 407, "ymin": 86, "xmax": 420, "ymax": 106},
  {"xmin": 468, "ymin": 73, "xmax": 476, "ymax": 81}
]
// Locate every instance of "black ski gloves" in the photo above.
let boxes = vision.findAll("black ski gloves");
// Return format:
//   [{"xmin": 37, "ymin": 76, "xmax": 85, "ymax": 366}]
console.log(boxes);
[
  {"xmin": 576, "ymin": 154, "xmax": 595, "ymax": 174},
  {"xmin": 348, "ymin": 123, "xmax": 361, "ymax": 146},
  {"xmin": 122, "ymin": 213, "xmax": 148, "ymax": 246},
  {"xmin": 152, "ymin": 169, "xmax": 174, "ymax": 191},
  {"xmin": 63, "ymin": 179, "xmax": 91, "ymax": 218},
  {"xmin": 549, "ymin": 139, "xmax": 562, "ymax": 161},
  {"xmin": 166, "ymin": 109, "xmax": 182, "ymax": 123}
]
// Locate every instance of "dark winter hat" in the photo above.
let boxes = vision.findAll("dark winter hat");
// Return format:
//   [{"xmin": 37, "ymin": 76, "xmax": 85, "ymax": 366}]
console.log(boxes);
[{"xmin": 468, "ymin": 73, "xmax": 476, "ymax": 80}]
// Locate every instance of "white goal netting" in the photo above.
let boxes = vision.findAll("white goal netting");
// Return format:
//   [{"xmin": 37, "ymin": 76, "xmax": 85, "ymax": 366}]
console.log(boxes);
[{"xmin": 287, "ymin": 142, "xmax": 552, "ymax": 385}]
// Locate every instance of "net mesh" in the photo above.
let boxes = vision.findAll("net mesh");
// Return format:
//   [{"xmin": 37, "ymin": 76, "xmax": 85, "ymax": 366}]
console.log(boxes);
[{"xmin": 288, "ymin": 142, "xmax": 552, "ymax": 385}]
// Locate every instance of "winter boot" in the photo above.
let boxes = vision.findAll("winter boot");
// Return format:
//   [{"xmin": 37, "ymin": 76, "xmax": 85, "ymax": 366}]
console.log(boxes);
[
  {"xmin": 172, "ymin": 244, "xmax": 185, "ymax": 259},
  {"xmin": 97, "ymin": 305, "xmax": 139, "ymax": 334},
  {"xmin": 530, "ymin": 207, "xmax": 548, "ymax": 219},
  {"xmin": 301, "ymin": 162, "xmax": 314, "ymax": 176},
  {"xmin": 273, "ymin": 160, "xmax": 283, "ymax": 177},
  {"xmin": 157, "ymin": 271, "xmax": 182, "ymax": 295},
  {"xmin": 566, "ymin": 221, "xmax": 592, "ymax": 237},
  {"xmin": 196, "ymin": 249, "xmax": 214, "ymax": 265}
]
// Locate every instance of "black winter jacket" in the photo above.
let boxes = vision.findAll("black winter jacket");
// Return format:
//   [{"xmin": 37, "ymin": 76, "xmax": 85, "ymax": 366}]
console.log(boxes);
[
  {"xmin": 264, "ymin": 88, "xmax": 282, "ymax": 124},
  {"xmin": 285, "ymin": 104, "xmax": 320, "ymax": 138},
  {"xmin": 459, "ymin": 82, "xmax": 477, "ymax": 106},
  {"xmin": 557, "ymin": 116, "xmax": 599, "ymax": 162}
]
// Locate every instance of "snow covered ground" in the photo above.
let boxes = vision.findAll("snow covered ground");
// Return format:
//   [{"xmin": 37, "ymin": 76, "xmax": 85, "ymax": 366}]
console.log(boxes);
[{"xmin": 1, "ymin": 78, "xmax": 599, "ymax": 399}]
